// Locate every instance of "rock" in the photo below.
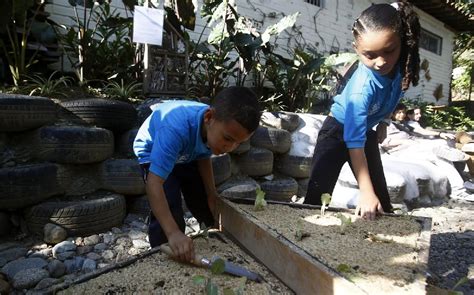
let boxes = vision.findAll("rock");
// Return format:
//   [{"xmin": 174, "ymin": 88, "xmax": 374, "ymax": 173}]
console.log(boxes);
[
  {"xmin": 34, "ymin": 277, "xmax": 60, "ymax": 290},
  {"xmin": 28, "ymin": 252, "xmax": 49, "ymax": 259},
  {"xmin": 1, "ymin": 258, "xmax": 48, "ymax": 280},
  {"xmin": 47, "ymin": 260, "xmax": 66, "ymax": 278},
  {"xmin": 128, "ymin": 248, "xmax": 140, "ymax": 256},
  {"xmin": 75, "ymin": 237, "xmax": 84, "ymax": 246},
  {"xmin": 98, "ymin": 263, "xmax": 109, "ymax": 269},
  {"xmin": 43, "ymin": 223, "xmax": 67, "ymax": 244},
  {"xmin": 84, "ymin": 234, "xmax": 100, "ymax": 246},
  {"xmin": 111, "ymin": 227, "xmax": 122, "ymax": 234},
  {"xmin": 82, "ymin": 258, "xmax": 97, "ymax": 273},
  {"xmin": 130, "ymin": 220, "xmax": 147, "ymax": 231},
  {"xmin": 64, "ymin": 257, "xmax": 85, "ymax": 274},
  {"xmin": 52, "ymin": 241, "xmax": 77, "ymax": 258},
  {"xmin": 101, "ymin": 250, "xmax": 115, "ymax": 260},
  {"xmin": 102, "ymin": 232, "xmax": 115, "ymax": 245},
  {"xmin": 132, "ymin": 239, "xmax": 150, "ymax": 249},
  {"xmin": 0, "ymin": 278, "xmax": 10, "ymax": 294},
  {"xmin": 0, "ymin": 247, "xmax": 28, "ymax": 263},
  {"xmin": 76, "ymin": 245, "xmax": 92, "ymax": 255},
  {"xmin": 86, "ymin": 252, "xmax": 102, "ymax": 261},
  {"xmin": 12, "ymin": 268, "xmax": 49, "ymax": 290},
  {"xmin": 55, "ymin": 251, "xmax": 75, "ymax": 261},
  {"xmin": 0, "ymin": 242, "xmax": 21, "ymax": 252},
  {"xmin": 128, "ymin": 229, "xmax": 146, "ymax": 240},
  {"xmin": 0, "ymin": 258, "xmax": 6, "ymax": 268},
  {"xmin": 115, "ymin": 237, "xmax": 132, "ymax": 247},
  {"xmin": 94, "ymin": 243, "xmax": 107, "ymax": 252}
]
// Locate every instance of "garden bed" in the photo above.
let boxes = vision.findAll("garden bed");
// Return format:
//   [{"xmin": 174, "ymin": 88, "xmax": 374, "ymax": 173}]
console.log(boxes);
[
  {"xmin": 52, "ymin": 233, "xmax": 291, "ymax": 294},
  {"xmin": 217, "ymin": 198, "xmax": 431, "ymax": 294}
]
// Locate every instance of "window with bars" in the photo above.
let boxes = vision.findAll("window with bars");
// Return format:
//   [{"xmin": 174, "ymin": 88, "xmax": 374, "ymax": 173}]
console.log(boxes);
[
  {"xmin": 305, "ymin": 0, "xmax": 323, "ymax": 8},
  {"xmin": 420, "ymin": 28, "xmax": 442, "ymax": 55}
]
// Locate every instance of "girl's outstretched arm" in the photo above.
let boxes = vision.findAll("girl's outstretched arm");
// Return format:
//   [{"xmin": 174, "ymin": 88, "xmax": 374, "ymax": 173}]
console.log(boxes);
[{"xmin": 349, "ymin": 148, "xmax": 384, "ymax": 220}]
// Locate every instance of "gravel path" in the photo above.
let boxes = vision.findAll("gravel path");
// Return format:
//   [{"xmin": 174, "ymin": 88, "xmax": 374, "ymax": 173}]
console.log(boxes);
[{"xmin": 411, "ymin": 199, "xmax": 474, "ymax": 294}]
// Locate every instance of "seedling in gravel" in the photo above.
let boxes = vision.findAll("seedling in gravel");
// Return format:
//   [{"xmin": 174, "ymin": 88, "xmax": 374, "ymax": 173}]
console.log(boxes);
[
  {"xmin": 449, "ymin": 276, "xmax": 469, "ymax": 295},
  {"xmin": 336, "ymin": 263, "xmax": 358, "ymax": 282},
  {"xmin": 254, "ymin": 188, "xmax": 267, "ymax": 211},
  {"xmin": 193, "ymin": 258, "xmax": 246, "ymax": 295},
  {"xmin": 191, "ymin": 223, "xmax": 211, "ymax": 241},
  {"xmin": 336, "ymin": 213, "xmax": 352, "ymax": 233},
  {"xmin": 295, "ymin": 219, "xmax": 311, "ymax": 241},
  {"xmin": 320, "ymin": 193, "xmax": 331, "ymax": 216}
]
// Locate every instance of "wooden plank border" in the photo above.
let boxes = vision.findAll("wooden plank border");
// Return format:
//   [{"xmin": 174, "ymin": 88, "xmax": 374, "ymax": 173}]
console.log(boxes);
[
  {"xmin": 217, "ymin": 198, "xmax": 367, "ymax": 295},
  {"xmin": 217, "ymin": 197, "xmax": 432, "ymax": 295}
]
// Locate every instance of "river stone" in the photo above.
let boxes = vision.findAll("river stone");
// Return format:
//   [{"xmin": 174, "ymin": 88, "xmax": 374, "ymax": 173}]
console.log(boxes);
[
  {"xmin": 84, "ymin": 234, "xmax": 100, "ymax": 246},
  {"xmin": 12, "ymin": 268, "xmax": 49, "ymax": 290},
  {"xmin": 1, "ymin": 258, "xmax": 48, "ymax": 280},
  {"xmin": 82, "ymin": 258, "xmax": 97, "ymax": 273},
  {"xmin": 43, "ymin": 223, "xmax": 67, "ymax": 244},
  {"xmin": 52, "ymin": 241, "xmax": 76, "ymax": 258},
  {"xmin": 0, "ymin": 247, "xmax": 28, "ymax": 263},
  {"xmin": 47, "ymin": 260, "xmax": 66, "ymax": 278},
  {"xmin": 34, "ymin": 277, "xmax": 60, "ymax": 290}
]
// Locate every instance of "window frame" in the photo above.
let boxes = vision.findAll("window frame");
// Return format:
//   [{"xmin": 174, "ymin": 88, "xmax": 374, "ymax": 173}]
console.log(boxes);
[{"xmin": 420, "ymin": 28, "xmax": 443, "ymax": 56}]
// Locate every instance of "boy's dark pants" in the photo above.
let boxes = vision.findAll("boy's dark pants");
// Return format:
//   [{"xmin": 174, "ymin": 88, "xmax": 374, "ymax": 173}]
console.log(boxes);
[
  {"xmin": 141, "ymin": 161, "xmax": 214, "ymax": 248},
  {"xmin": 304, "ymin": 116, "xmax": 393, "ymax": 212}
]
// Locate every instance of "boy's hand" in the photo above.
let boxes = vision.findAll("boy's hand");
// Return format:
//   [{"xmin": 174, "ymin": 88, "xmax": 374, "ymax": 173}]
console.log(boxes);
[
  {"xmin": 355, "ymin": 192, "xmax": 383, "ymax": 221},
  {"xmin": 167, "ymin": 231, "xmax": 195, "ymax": 263}
]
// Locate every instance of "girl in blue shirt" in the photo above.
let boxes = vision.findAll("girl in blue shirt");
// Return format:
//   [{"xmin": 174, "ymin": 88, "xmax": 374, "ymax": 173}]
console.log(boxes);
[{"xmin": 305, "ymin": 2, "xmax": 420, "ymax": 220}]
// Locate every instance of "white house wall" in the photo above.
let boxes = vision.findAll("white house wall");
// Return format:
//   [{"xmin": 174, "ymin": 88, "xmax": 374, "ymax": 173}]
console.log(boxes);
[{"xmin": 46, "ymin": 0, "xmax": 455, "ymax": 104}]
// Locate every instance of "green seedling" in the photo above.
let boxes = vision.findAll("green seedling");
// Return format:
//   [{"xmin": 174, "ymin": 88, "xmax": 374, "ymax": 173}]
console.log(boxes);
[
  {"xmin": 448, "ymin": 276, "xmax": 469, "ymax": 295},
  {"xmin": 336, "ymin": 213, "xmax": 352, "ymax": 233},
  {"xmin": 295, "ymin": 219, "xmax": 311, "ymax": 241},
  {"xmin": 336, "ymin": 263, "xmax": 358, "ymax": 282},
  {"xmin": 254, "ymin": 188, "xmax": 267, "ymax": 211},
  {"xmin": 191, "ymin": 223, "xmax": 211, "ymax": 241},
  {"xmin": 366, "ymin": 232, "xmax": 393, "ymax": 244},
  {"xmin": 193, "ymin": 258, "xmax": 246, "ymax": 295},
  {"xmin": 320, "ymin": 193, "xmax": 331, "ymax": 216}
]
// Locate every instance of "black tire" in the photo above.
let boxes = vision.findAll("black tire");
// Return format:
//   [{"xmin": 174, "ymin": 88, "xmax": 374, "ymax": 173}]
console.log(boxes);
[
  {"xmin": 260, "ymin": 176, "xmax": 298, "ymax": 201},
  {"xmin": 126, "ymin": 195, "xmax": 150, "ymax": 217},
  {"xmin": 0, "ymin": 94, "xmax": 57, "ymax": 132},
  {"xmin": 275, "ymin": 154, "xmax": 312, "ymax": 178},
  {"xmin": 250, "ymin": 127, "xmax": 291, "ymax": 154},
  {"xmin": 260, "ymin": 111, "xmax": 300, "ymax": 132},
  {"xmin": 218, "ymin": 176, "xmax": 260, "ymax": 199},
  {"xmin": 235, "ymin": 147, "xmax": 273, "ymax": 177},
  {"xmin": 117, "ymin": 128, "xmax": 138, "ymax": 157},
  {"xmin": 212, "ymin": 154, "xmax": 231, "ymax": 185},
  {"xmin": 32, "ymin": 126, "xmax": 114, "ymax": 164},
  {"xmin": 230, "ymin": 140, "xmax": 250, "ymax": 155},
  {"xmin": 100, "ymin": 159, "xmax": 145, "ymax": 195},
  {"xmin": 24, "ymin": 192, "xmax": 126, "ymax": 236},
  {"xmin": 60, "ymin": 99, "xmax": 137, "ymax": 133},
  {"xmin": 0, "ymin": 163, "xmax": 63, "ymax": 209}
]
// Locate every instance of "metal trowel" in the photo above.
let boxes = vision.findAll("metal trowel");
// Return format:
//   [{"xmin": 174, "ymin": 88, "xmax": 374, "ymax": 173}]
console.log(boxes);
[{"xmin": 160, "ymin": 244, "xmax": 263, "ymax": 282}]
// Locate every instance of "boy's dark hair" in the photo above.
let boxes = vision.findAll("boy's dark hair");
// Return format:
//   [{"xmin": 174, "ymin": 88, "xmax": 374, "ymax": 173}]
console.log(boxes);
[
  {"xmin": 394, "ymin": 103, "xmax": 407, "ymax": 112},
  {"xmin": 212, "ymin": 86, "xmax": 261, "ymax": 133},
  {"xmin": 352, "ymin": 1, "xmax": 420, "ymax": 91},
  {"xmin": 406, "ymin": 109, "xmax": 414, "ymax": 116}
]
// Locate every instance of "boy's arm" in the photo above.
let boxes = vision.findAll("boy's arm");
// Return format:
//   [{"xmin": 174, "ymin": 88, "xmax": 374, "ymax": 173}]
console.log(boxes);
[
  {"xmin": 349, "ymin": 148, "xmax": 384, "ymax": 220},
  {"xmin": 197, "ymin": 157, "xmax": 218, "ymax": 219},
  {"xmin": 146, "ymin": 172, "xmax": 194, "ymax": 262}
]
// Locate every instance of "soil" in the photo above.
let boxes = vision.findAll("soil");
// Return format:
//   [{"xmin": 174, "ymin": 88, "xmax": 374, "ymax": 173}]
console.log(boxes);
[
  {"xmin": 57, "ymin": 234, "xmax": 292, "ymax": 294},
  {"xmin": 236, "ymin": 203, "xmax": 428, "ymax": 294}
]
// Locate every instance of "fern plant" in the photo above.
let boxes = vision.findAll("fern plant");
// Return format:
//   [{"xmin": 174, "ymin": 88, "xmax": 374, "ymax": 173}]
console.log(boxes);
[
  {"xmin": 24, "ymin": 71, "xmax": 73, "ymax": 97},
  {"xmin": 103, "ymin": 79, "xmax": 142, "ymax": 101}
]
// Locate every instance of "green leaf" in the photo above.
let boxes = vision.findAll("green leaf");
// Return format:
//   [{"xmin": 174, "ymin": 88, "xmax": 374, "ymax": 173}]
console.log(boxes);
[
  {"xmin": 321, "ymin": 193, "xmax": 331, "ymax": 206},
  {"xmin": 206, "ymin": 280, "xmax": 219, "ymax": 295},
  {"xmin": 210, "ymin": 258, "xmax": 225, "ymax": 275},
  {"xmin": 262, "ymin": 12, "xmax": 299, "ymax": 43},
  {"xmin": 254, "ymin": 188, "xmax": 267, "ymax": 211},
  {"xmin": 192, "ymin": 275, "xmax": 206, "ymax": 285}
]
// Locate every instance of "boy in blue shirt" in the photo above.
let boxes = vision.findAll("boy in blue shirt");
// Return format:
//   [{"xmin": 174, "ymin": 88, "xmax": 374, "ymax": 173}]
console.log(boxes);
[{"xmin": 133, "ymin": 86, "xmax": 261, "ymax": 262}]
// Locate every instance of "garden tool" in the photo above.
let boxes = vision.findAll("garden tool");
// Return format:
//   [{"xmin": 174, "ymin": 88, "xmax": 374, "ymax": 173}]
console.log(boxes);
[{"xmin": 160, "ymin": 244, "xmax": 263, "ymax": 282}]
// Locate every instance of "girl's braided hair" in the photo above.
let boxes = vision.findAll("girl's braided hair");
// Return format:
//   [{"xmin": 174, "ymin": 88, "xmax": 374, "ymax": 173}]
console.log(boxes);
[{"xmin": 352, "ymin": 1, "xmax": 420, "ymax": 91}]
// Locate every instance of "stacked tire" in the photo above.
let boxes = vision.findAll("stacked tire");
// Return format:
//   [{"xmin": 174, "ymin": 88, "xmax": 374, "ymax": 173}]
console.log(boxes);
[{"xmin": 0, "ymin": 95, "xmax": 141, "ymax": 237}]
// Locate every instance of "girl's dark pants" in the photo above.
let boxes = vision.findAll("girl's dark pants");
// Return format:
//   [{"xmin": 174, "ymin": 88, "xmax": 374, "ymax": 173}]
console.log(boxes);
[
  {"xmin": 304, "ymin": 116, "xmax": 393, "ymax": 212},
  {"xmin": 140, "ymin": 161, "xmax": 214, "ymax": 248}
]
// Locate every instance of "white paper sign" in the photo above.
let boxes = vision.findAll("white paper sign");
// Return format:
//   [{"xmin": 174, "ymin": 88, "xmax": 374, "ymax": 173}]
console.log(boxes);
[{"xmin": 133, "ymin": 6, "xmax": 164, "ymax": 46}]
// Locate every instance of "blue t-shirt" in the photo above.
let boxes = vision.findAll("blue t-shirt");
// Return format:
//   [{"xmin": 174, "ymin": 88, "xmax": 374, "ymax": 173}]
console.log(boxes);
[
  {"xmin": 133, "ymin": 100, "xmax": 212, "ymax": 179},
  {"xmin": 330, "ymin": 62, "xmax": 403, "ymax": 149}
]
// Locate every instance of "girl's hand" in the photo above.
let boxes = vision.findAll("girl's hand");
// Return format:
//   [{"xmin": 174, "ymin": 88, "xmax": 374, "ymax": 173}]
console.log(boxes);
[{"xmin": 355, "ymin": 192, "xmax": 384, "ymax": 221}]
